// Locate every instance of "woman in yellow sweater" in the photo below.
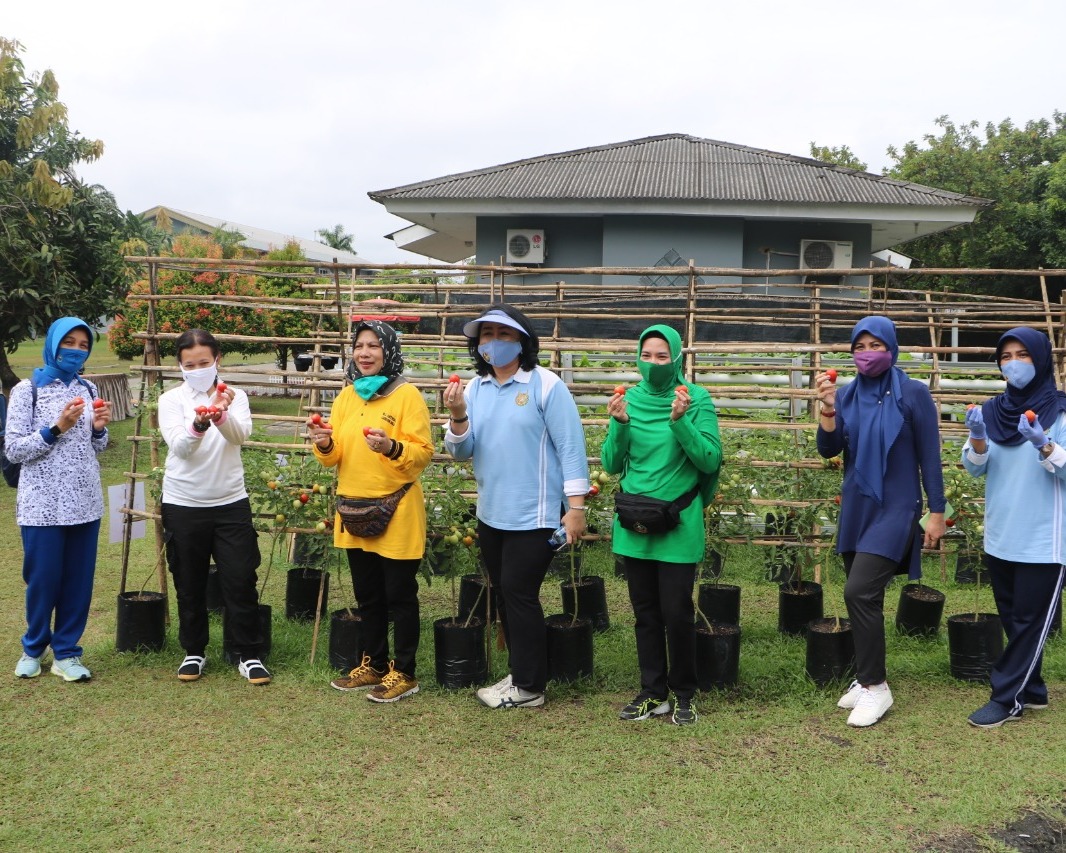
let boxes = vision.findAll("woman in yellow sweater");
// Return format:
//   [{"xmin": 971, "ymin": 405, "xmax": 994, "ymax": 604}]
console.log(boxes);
[{"xmin": 308, "ymin": 321, "xmax": 433, "ymax": 702}]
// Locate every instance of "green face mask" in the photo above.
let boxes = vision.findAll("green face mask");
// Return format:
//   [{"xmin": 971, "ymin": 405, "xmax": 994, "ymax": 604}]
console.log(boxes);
[{"xmin": 637, "ymin": 358, "xmax": 677, "ymax": 391}]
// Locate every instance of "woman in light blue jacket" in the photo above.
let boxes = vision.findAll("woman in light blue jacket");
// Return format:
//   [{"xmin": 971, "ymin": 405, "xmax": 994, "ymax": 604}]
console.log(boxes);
[{"xmin": 962, "ymin": 327, "xmax": 1066, "ymax": 728}]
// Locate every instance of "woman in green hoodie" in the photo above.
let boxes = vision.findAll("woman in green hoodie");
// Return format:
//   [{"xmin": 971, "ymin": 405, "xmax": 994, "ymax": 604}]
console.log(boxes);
[{"xmin": 602, "ymin": 325, "xmax": 722, "ymax": 725}]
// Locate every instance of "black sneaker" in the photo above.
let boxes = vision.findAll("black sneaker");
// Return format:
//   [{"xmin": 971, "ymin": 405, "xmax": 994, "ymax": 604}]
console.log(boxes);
[
  {"xmin": 177, "ymin": 655, "xmax": 206, "ymax": 682},
  {"xmin": 619, "ymin": 694, "xmax": 670, "ymax": 721},
  {"xmin": 238, "ymin": 658, "xmax": 271, "ymax": 685},
  {"xmin": 671, "ymin": 696, "xmax": 698, "ymax": 726}
]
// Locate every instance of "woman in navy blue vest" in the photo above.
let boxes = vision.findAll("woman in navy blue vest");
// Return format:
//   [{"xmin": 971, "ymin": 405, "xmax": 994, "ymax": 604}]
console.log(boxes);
[{"xmin": 815, "ymin": 316, "xmax": 946, "ymax": 727}]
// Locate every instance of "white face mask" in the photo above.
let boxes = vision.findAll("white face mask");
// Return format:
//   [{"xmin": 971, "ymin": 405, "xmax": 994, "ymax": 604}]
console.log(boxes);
[{"xmin": 182, "ymin": 364, "xmax": 217, "ymax": 394}]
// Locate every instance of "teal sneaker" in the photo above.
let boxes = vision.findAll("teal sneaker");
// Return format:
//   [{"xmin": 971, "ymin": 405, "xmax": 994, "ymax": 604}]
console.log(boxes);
[
  {"xmin": 51, "ymin": 657, "xmax": 91, "ymax": 682},
  {"xmin": 15, "ymin": 653, "xmax": 41, "ymax": 679}
]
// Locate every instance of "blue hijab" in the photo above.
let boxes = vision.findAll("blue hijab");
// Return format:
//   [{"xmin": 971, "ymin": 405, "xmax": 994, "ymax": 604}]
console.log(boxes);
[
  {"xmin": 32, "ymin": 317, "xmax": 94, "ymax": 388},
  {"xmin": 836, "ymin": 316, "xmax": 905, "ymax": 505},
  {"xmin": 983, "ymin": 327, "xmax": 1066, "ymax": 446}
]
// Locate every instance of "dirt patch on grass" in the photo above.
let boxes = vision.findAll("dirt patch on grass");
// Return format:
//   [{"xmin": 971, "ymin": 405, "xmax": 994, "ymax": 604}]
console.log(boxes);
[{"xmin": 921, "ymin": 805, "xmax": 1066, "ymax": 851}]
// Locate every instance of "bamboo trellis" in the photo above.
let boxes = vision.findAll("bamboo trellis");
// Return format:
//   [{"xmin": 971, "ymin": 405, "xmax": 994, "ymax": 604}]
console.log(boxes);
[{"xmin": 117, "ymin": 258, "xmax": 1066, "ymax": 597}]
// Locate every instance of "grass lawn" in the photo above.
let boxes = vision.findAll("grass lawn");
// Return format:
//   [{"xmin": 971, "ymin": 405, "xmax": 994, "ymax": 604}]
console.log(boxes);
[{"xmin": 1, "ymin": 345, "xmax": 1065, "ymax": 851}]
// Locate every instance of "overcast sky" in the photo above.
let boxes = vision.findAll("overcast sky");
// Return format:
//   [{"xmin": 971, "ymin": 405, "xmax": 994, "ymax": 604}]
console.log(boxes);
[{"xmin": 6, "ymin": 0, "xmax": 1063, "ymax": 264}]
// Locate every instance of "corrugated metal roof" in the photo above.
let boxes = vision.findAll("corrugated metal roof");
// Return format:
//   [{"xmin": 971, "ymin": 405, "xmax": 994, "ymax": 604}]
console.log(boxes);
[{"xmin": 370, "ymin": 134, "xmax": 991, "ymax": 208}]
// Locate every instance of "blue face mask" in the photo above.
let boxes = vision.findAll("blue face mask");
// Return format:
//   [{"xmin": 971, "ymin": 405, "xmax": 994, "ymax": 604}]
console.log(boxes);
[
  {"xmin": 56, "ymin": 347, "xmax": 90, "ymax": 374},
  {"xmin": 478, "ymin": 339, "xmax": 522, "ymax": 367},
  {"xmin": 1001, "ymin": 359, "xmax": 1036, "ymax": 389}
]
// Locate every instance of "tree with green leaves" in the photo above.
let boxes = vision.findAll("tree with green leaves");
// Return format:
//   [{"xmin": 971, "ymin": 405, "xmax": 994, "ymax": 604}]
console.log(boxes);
[
  {"xmin": 885, "ymin": 113, "xmax": 1066, "ymax": 297},
  {"xmin": 0, "ymin": 37, "xmax": 129, "ymax": 389},
  {"xmin": 808, "ymin": 142, "xmax": 868, "ymax": 172},
  {"xmin": 315, "ymin": 224, "xmax": 355, "ymax": 253}
]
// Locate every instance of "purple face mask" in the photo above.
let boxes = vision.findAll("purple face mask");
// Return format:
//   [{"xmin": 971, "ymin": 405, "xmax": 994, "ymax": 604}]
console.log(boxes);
[{"xmin": 853, "ymin": 349, "xmax": 893, "ymax": 377}]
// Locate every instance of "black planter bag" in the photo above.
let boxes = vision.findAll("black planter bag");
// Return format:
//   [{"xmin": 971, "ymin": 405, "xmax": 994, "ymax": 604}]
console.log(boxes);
[
  {"xmin": 614, "ymin": 485, "xmax": 699, "ymax": 535},
  {"xmin": 337, "ymin": 483, "xmax": 412, "ymax": 537}
]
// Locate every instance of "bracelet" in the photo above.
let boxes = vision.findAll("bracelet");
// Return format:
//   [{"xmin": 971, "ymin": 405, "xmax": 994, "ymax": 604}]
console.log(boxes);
[
  {"xmin": 567, "ymin": 506, "xmax": 589, "ymax": 513},
  {"xmin": 450, "ymin": 415, "xmax": 469, "ymax": 424},
  {"xmin": 317, "ymin": 438, "xmax": 335, "ymax": 453},
  {"xmin": 819, "ymin": 409, "xmax": 836, "ymax": 418}
]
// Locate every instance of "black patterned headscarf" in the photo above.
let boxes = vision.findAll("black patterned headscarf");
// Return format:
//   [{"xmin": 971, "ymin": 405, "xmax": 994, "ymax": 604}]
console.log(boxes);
[{"xmin": 346, "ymin": 320, "xmax": 404, "ymax": 382}]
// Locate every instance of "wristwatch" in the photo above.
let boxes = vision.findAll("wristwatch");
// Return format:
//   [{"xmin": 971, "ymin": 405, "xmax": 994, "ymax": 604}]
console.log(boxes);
[
  {"xmin": 1040, "ymin": 441, "xmax": 1055, "ymax": 458},
  {"xmin": 48, "ymin": 424, "xmax": 62, "ymax": 439}
]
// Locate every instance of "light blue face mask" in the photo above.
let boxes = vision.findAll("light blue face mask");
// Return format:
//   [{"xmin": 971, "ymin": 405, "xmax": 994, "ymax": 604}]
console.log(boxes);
[
  {"xmin": 1001, "ymin": 359, "xmax": 1036, "ymax": 389},
  {"xmin": 478, "ymin": 339, "xmax": 522, "ymax": 367}
]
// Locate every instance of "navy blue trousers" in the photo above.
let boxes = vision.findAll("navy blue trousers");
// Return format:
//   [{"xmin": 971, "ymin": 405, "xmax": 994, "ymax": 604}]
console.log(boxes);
[
  {"xmin": 476, "ymin": 523, "xmax": 554, "ymax": 693},
  {"xmin": 21, "ymin": 520, "xmax": 101, "ymax": 660},
  {"xmin": 986, "ymin": 554, "xmax": 1065, "ymax": 714}
]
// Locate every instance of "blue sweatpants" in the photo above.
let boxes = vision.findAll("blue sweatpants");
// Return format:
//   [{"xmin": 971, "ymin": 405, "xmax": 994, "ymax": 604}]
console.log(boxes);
[
  {"xmin": 21, "ymin": 520, "xmax": 101, "ymax": 660},
  {"xmin": 986, "ymin": 554, "xmax": 1065, "ymax": 715}
]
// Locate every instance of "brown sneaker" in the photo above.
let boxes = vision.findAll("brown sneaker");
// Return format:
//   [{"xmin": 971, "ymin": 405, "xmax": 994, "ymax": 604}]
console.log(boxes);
[
  {"xmin": 330, "ymin": 654, "xmax": 385, "ymax": 691},
  {"xmin": 367, "ymin": 661, "xmax": 419, "ymax": 703}
]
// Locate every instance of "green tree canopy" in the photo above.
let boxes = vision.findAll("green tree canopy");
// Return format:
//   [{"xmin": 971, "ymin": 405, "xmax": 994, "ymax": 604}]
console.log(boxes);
[
  {"xmin": 808, "ymin": 142, "xmax": 868, "ymax": 172},
  {"xmin": 315, "ymin": 223, "xmax": 355, "ymax": 253},
  {"xmin": 885, "ymin": 113, "xmax": 1066, "ymax": 297},
  {"xmin": 0, "ymin": 37, "xmax": 129, "ymax": 389}
]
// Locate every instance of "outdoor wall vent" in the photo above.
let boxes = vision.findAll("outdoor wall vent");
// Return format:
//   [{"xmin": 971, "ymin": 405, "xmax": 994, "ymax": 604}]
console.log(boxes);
[
  {"xmin": 799, "ymin": 239, "xmax": 853, "ymax": 270},
  {"xmin": 506, "ymin": 229, "xmax": 546, "ymax": 264}
]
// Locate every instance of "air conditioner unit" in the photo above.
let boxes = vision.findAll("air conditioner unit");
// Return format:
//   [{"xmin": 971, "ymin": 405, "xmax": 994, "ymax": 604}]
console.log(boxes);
[
  {"xmin": 506, "ymin": 229, "xmax": 546, "ymax": 264},
  {"xmin": 799, "ymin": 239, "xmax": 853, "ymax": 270}
]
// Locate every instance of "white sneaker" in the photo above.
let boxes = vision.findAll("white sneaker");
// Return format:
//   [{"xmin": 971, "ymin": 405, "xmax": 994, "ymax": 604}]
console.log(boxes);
[
  {"xmin": 837, "ymin": 679, "xmax": 862, "ymax": 709},
  {"xmin": 846, "ymin": 683, "xmax": 893, "ymax": 727},
  {"xmin": 475, "ymin": 673, "xmax": 512, "ymax": 705},
  {"xmin": 477, "ymin": 682, "xmax": 545, "ymax": 709}
]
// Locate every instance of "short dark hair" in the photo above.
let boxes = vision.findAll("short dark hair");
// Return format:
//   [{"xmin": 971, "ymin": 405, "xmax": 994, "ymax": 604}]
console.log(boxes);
[
  {"xmin": 466, "ymin": 303, "xmax": 540, "ymax": 376},
  {"xmin": 175, "ymin": 328, "xmax": 220, "ymax": 361}
]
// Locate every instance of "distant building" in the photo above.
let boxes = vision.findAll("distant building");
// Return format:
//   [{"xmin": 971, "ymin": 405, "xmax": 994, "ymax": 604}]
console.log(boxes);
[
  {"xmin": 370, "ymin": 133, "xmax": 990, "ymax": 288},
  {"xmin": 138, "ymin": 206, "xmax": 374, "ymax": 274}
]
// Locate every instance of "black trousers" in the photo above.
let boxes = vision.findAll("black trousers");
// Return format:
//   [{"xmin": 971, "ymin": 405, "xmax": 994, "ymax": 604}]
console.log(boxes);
[
  {"xmin": 986, "ymin": 555, "xmax": 1065, "ymax": 713},
  {"xmin": 163, "ymin": 498, "xmax": 262, "ymax": 659},
  {"xmin": 347, "ymin": 549, "xmax": 421, "ymax": 678},
  {"xmin": 476, "ymin": 523, "xmax": 554, "ymax": 693},
  {"xmin": 624, "ymin": 556, "xmax": 697, "ymax": 701},
  {"xmin": 843, "ymin": 552, "xmax": 899, "ymax": 686}
]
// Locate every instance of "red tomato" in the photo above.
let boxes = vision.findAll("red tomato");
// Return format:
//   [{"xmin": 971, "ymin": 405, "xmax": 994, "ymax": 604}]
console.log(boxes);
[
  {"xmin": 299, "ymin": 493, "xmax": 309, "ymax": 504},
  {"xmin": 216, "ymin": 382, "xmax": 227, "ymax": 394},
  {"xmin": 613, "ymin": 386, "xmax": 626, "ymax": 397},
  {"xmin": 587, "ymin": 484, "xmax": 600, "ymax": 497},
  {"xmin": 1025, "ymin": 409, "xmax": 1037, "ymax": 424},
  {"xmin": 195, "ymin": 406, "xmax": 208, "ymax": 416},
  {"xmin": 362, "ymin": 426, "xmax": 372, "ymax": 436},
  {"xmin": 93, "ymin": 399, "xmax": 106, "ymax": 409},
  {"xmin": 945, "ymin": 517, "xmax": 956, "ymax": 527},
  {"xmin": 967, "ymin": 403, "xmax": 977, "ymax": 410},
  {"xmin": 311, "ymin": 414, "xmax": 322, "ymax": 425},
  {"xmin": 207, "ymin": 406, "xmax": 219, "ymax": 415},
  {"xmin": 826, "ymin": 369, "xmax": 837, "ymax": 383},
  {"xmin": 449, "ymin": 374, "xmax": 461, "ymax": 383},
  {"xmin": 71, "ymin": 397, "xmax": 84, "ymax": 406},
  {"xmin": 676, "ymin": 385, "xmax": 687, "ymax": 393},
  {"xmin": 834, "ymin": 495, "xmax": 841, "ymax": 505}
]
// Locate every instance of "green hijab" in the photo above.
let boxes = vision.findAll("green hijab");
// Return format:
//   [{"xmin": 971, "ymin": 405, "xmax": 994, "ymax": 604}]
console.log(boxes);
[{"xmin": 628, "ymin": 324, "xmax": 719, "ymax": 505}]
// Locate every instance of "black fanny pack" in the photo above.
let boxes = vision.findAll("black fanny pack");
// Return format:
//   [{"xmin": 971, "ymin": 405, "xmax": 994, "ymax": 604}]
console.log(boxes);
[{"xmin": 614, "ymin": 485, "xmax": 699, "ymax": 535}]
